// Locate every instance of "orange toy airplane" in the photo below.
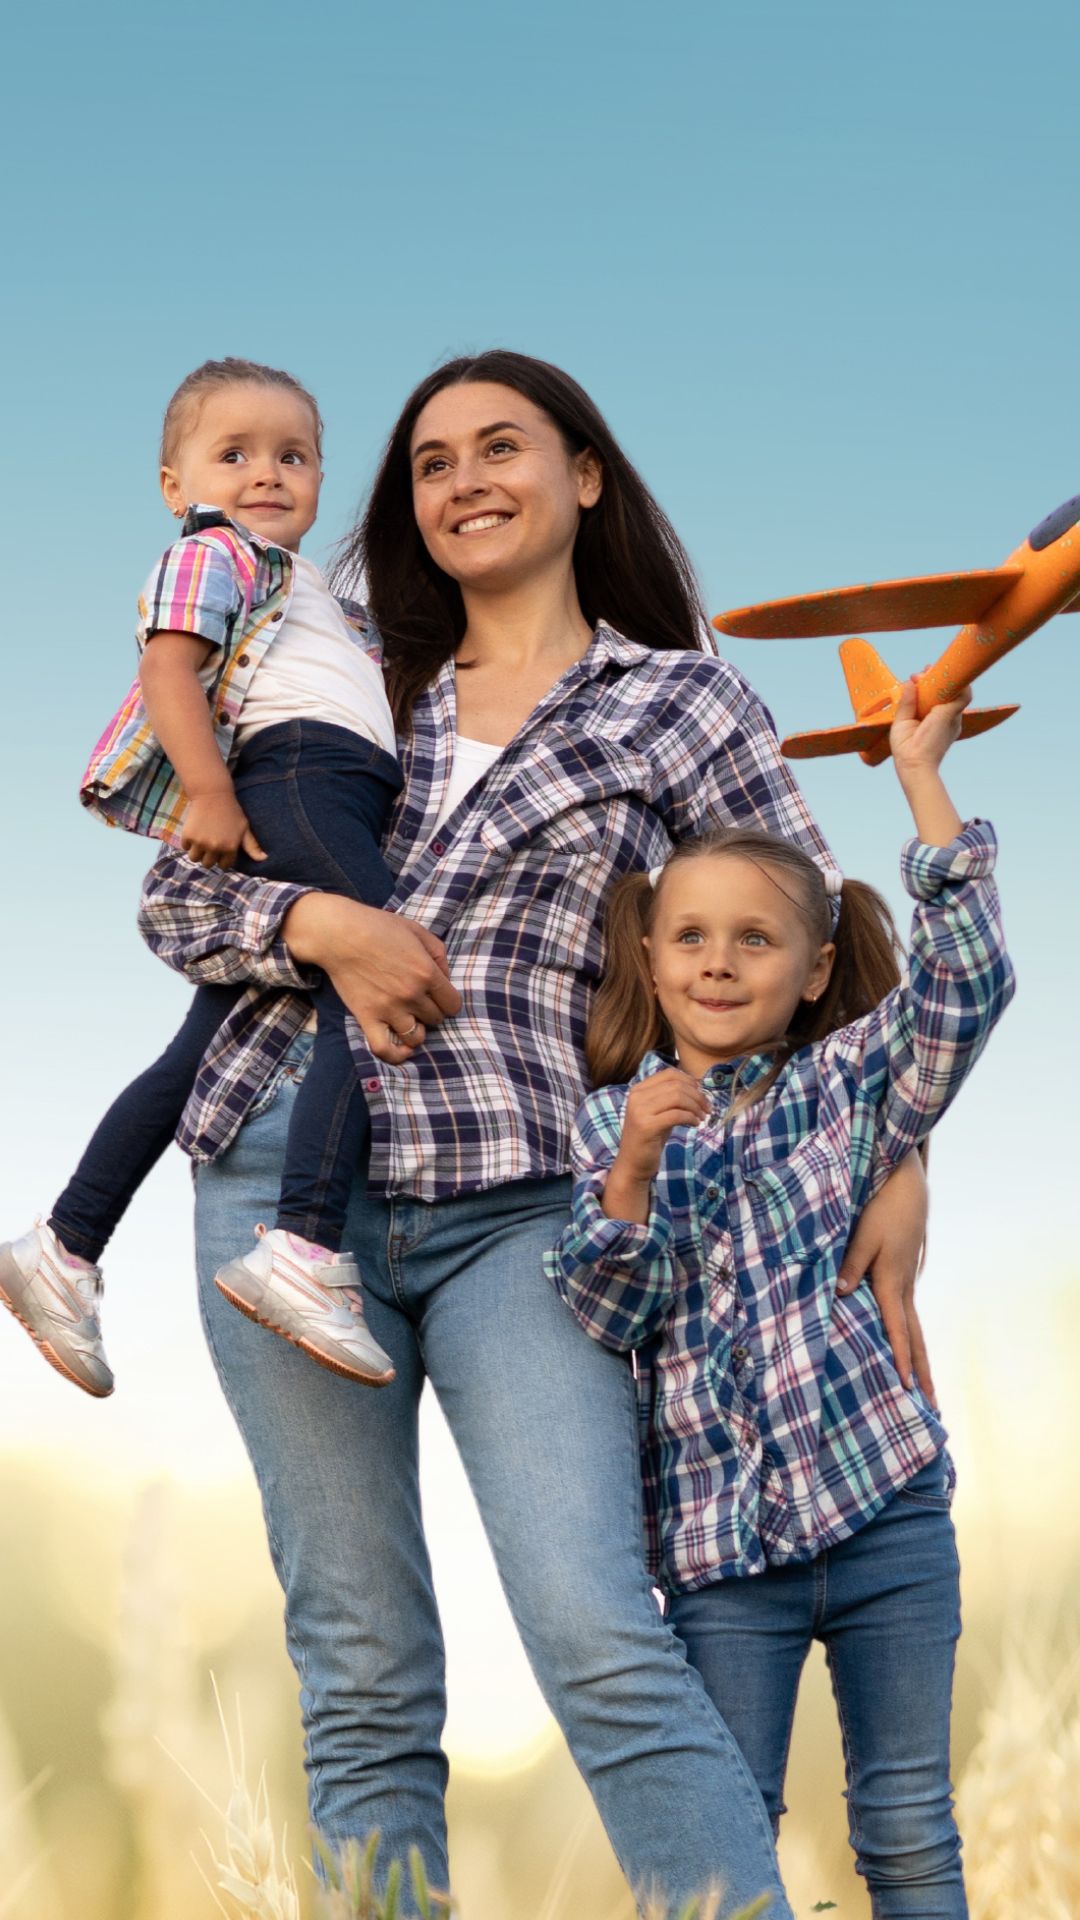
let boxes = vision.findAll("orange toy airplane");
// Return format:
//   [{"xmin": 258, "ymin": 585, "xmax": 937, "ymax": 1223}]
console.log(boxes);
[{"xmin": 713, "ymin": 494, "xmax": 1080, "ymax": 764}]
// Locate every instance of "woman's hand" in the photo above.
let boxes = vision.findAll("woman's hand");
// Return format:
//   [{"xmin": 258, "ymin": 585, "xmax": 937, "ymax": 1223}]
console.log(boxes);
[
  {"xmin": 284, "ymin": 893, "xmax": 462, "ymax": 1064},
  {"xmin": 837, "ymin": 1150, "xmax": 935, "ymax": 1404},
  {"xmin": 602, "ymin": 1069, "xmax": 708, "ymax": 1223}
]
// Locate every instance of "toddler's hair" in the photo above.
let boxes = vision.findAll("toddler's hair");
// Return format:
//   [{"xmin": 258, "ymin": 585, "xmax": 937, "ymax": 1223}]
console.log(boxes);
[
  {"xmin": 587, "ymin": 828, "xmax": 904, "ymax": 1108},
  {"xmin": 159, "ymin": 357, "xmax": 323, "ymax": 469}
]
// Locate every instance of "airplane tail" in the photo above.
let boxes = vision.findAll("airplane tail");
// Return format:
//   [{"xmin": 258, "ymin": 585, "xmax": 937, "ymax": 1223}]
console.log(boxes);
[
  {"xmin": 781, "ymin": 702, "xmax": 1020, "ymax": 764},
  {"xmin": 839, "ymin": 638, "xmax": 901, "ymax": 717}
]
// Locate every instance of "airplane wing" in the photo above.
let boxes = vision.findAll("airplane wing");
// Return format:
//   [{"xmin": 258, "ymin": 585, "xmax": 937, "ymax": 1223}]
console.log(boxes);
[{"xmin": 715, "ymin": 567, "xmax": 1023, "ymax": 639}]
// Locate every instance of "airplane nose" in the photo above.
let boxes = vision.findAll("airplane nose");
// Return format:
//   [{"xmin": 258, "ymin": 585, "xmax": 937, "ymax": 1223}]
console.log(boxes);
[{"xmin": 1028, "ymin": 494, "xmax": 1080, "ymax": 551}]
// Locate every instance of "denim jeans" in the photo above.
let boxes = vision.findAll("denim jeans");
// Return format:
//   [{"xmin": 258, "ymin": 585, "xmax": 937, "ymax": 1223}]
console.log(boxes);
[
  {"xmin": 194, "ymin": 1032, "xmax": 793, "ymax": 1920},
  {"xmin": 51, "ymin": 720, "xmax": 399, "ymax": 1261},
  {"xmin": 668, "ymin": 1455, "xmax": 965, "ymax": 1919}
]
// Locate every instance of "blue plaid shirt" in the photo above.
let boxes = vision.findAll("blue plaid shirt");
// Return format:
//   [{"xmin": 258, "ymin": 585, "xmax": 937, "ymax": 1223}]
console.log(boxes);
[
  {"xmin": 137, "ymin": 626, "xmax": 836, "ymax": 1197},
  {"xmin": 545, "ymin": 823, "xmax": 1014, "ymax": 1590}
]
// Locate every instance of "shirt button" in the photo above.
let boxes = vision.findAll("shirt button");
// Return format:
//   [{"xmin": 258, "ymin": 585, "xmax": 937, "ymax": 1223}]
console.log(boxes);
[
  {"xmin": 236, "ymin": 652, "xmax": 251, "ymax": 668},
  {"xmin": 432, "ymin": 840, "xmax": 446, "ymax": 857},
  {"xmin": 705, "ymin": 1185, "xmax": 719, "ymax": 1201},
  {"xmin": 365, "ymin": 1078, "xmax": 381, "ymax": 1093},
  {"xmin": 270, "ymin": 610, "xmax": 283, "ymax": 622}
]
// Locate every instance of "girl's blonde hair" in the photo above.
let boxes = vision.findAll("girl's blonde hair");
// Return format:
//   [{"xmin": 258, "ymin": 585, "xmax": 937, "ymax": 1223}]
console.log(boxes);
[
  {"xmin": 586, "ymin": 828, "xmax": 905, "ymax": 1111},
  {"xmin": 159, "ymin": 356, "xmax": 323, "ymax": 469}
]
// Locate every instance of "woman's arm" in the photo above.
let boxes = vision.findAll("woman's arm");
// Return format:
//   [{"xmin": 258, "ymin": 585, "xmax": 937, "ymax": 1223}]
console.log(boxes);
[{"xmin": 138, "ymin": 853, "xmax": 461, "ymax": 1064}]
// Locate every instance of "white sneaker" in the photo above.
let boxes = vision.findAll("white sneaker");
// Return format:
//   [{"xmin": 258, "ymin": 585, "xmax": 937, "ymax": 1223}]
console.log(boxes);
[
  {"xmin": 0, "ymin": 1220, "xmax": 114, "ymax": 1398},
  {"xmin": 214, "ymin": 1227, "xmax": 395, "ymax": 1387}
]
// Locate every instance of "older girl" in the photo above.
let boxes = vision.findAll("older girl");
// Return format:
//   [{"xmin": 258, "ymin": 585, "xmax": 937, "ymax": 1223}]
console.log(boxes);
[
  {"xmin": 547, "ymin": 683, "xmax": 1014, "ymax": 1916},
  {"xmin": 136, "ymin": 351, "xmax": 927, "ymax": 1917}
]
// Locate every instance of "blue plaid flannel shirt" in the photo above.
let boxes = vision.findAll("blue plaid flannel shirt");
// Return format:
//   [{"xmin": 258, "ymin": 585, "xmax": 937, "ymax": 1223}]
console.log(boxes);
[
  {"xmin": 545, "ymin": 822, "xmax": 1014, "ymax": 1590},
  {"xmin": 137, "ymin": 625, "xmax": 837, "ymax": 1197}
]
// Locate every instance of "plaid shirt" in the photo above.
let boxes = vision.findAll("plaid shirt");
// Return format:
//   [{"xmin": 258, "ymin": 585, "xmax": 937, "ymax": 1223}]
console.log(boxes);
[
  {"xmin": 545, "ymin": 822, "xmax": 1014, "ymax": 1590},
  {"xmin": 79, "ymin": 509, "xmax": 372, "ymax": 847},
  {"xmin": 137, "ymin": 626, "xmax": 836, "ymax": 1194}
]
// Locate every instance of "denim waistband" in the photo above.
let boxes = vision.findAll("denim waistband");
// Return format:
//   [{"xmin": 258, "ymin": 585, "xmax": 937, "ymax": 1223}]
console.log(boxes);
[{"xmin": 233, "ymin": 719, "xmax": 402, "ymax": 791}]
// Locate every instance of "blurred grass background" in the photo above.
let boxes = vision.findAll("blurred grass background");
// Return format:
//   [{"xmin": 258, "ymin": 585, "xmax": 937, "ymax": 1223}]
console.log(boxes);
[{"xmin": 2, "ymin": 1293, "xmax": 1078, "ymax": 1919}]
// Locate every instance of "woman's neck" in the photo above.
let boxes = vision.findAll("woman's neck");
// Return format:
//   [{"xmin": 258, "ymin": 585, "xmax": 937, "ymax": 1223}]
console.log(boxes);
[{"xmin": 456, "ymin": 569, "xmax": 593, "ymax": 673}]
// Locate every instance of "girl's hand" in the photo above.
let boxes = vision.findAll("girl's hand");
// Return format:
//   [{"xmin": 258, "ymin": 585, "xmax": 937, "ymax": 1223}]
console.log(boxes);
[
  {"xmin": 282, "ymin": 893, "xmax": 462, "ymax": 1065},
  {"xmin": 889, "ymin": 676, "xmax": 970, "ymax": 779},
  {"xmin": 181, "ymin": 788, "xmax": 267, "ymax": 869},
  {"xmin": 889, "ymin": 678, "xmax": 967, "ymax": 846},
  {"xmin": 617, "ymin": 1068, "xmax": 710, "ymax": 1183},
  {"xmin": 601, "ymin": 1068, "xmax": 708, "ymax": 1224}
]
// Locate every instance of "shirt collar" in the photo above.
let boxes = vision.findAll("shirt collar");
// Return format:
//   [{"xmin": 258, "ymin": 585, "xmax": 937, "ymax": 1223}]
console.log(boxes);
[
  {"xmin": 580, "ymin": 621, "xmax": 656, "ymax": 679},
  {"xmin": 631, "ymin": 1046, "xmax": 778, "ymax": 1091},
  {"xmin": 180, "ymin": 503, "xmax": 288, "ymax": 558}
]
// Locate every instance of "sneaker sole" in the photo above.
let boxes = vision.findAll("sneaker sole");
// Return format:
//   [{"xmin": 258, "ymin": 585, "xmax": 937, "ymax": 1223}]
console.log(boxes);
[
  {"xmin": 214, "ymin": 1277, "xmax": 395, "ymax": 1388},
  {"xmin": 0, "ymin": 1270, "xmax": 114, "ymax": 1400}
]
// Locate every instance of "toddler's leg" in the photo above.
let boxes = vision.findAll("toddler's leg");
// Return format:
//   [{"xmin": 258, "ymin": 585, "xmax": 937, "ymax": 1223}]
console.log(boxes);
[
  {"xmin": 216, "ymin": 724, "xmax": 399, "ymax": 1382},
  {"xmin": 231, "ymin": 719, "xmax": 398, "ymax": 1250},
  {"xmin": 274, "ymin": 982, "xmax": 368, "ymax": 1251},
  {"xmin": 0, "ymin": 980, "xmax": 240, "ymax": 1396},
  {"xmin": 820, "ymin": 1459, "xmax": 966, "ymax": 1919},
  {"xmin": 667, "ymin": 1566, "xmax": 813, "ymax": 1831},
  {"xmin": 49, "ymin": 981, "xmax": 242, "ymax": 1263}
]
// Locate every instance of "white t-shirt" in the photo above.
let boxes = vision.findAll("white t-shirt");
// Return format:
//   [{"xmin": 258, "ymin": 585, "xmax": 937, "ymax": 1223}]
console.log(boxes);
[
  {"xmin": 434, "ymin": 734, "xmax": 501, "ymax": 830},
  {"xmin": 234, "ymin": 552, "xmax": 397, "ymax": 758}
]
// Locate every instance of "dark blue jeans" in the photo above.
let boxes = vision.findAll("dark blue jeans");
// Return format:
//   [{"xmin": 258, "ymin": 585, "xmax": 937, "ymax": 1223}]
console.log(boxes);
[
  {"xmin": 667, "ymin": 1453, "xmax": 966, "ymax": 1919},
  {"xmin": 51, "ymin": 721, "xmax": 400, "ymax": 1262}
]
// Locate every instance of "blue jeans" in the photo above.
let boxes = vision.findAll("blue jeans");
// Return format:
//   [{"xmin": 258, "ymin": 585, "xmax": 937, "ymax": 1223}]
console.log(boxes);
[
  {"xmin": 194, "ymin": 1033, "xmax": 793, "ymax": 1920},
  {"xmin": 668, "ymin": 1456, "xmax": 965, "ymax": 1919},
  {"xmin": 51, "ymin": 721, "xmax": 399, "ymax": 1261}
]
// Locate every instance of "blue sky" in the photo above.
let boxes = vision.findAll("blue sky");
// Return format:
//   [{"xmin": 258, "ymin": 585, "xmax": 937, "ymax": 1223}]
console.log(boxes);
[{"xmin": 1, "ymin": 0, "xmax": 1077, "ymax": 1490}]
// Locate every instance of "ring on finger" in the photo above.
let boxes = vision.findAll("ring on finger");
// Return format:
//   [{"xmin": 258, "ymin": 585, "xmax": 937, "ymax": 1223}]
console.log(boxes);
[{"xmin": 401, "ymin": 1019, "xmax": 421, "ymax": 1040}]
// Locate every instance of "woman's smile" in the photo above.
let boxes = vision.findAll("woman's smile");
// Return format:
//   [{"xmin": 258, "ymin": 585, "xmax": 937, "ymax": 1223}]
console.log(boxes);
[{"xmin": 452, "ymin": 511, "xmax": 515, "ymax": 536}]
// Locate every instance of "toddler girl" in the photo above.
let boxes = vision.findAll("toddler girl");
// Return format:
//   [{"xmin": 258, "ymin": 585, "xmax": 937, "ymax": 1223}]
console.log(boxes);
[
  {"xmin": 546, "ymin": 682, "xmax": 1015, "ymax": 1917},
  {"xmin": 0, "ymin": 358, "xmax": 407, "ymax": 1397}
]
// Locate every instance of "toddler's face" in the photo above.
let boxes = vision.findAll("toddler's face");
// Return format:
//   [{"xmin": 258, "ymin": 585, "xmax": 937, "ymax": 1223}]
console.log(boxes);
[
  {"xmin": 644, "ymin": 853, "xmax": 835, "ymax": 1078},
  {"xmin": 160, "ymin": 383, "xmax": 322, "ymax": 552}
]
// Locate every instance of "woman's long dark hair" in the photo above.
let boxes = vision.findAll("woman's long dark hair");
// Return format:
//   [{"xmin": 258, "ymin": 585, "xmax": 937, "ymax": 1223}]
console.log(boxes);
[{"xmin": 331, "ymin": 350, "xmax": 709, "ymax": 726}]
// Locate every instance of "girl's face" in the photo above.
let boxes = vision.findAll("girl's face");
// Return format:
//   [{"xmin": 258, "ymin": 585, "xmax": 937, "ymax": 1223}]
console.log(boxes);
[
  {"xmin": 160, "ymin": 384, "xmax": 322, "ymax": 552},
  {"xmin": 644, "ymin": 853, "xmax": 835, "ymax": 1079},
  {"xmin": 409, "ymin": 381, "xmax": 602, "ymax": 601}
]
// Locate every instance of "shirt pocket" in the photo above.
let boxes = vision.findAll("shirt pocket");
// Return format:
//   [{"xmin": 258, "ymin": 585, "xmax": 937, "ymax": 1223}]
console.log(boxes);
[
  {"xmin": 741, "ymin": 1136, "xmax": 852, "ymax": 1276},
  {"xmin": 477, "ymin": 732, "xmax": 655, "ymax": 969}
]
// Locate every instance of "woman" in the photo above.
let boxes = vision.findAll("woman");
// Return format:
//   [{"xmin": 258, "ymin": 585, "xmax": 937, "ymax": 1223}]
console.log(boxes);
[{"xmin": 139, "ymin": 351, "xmax": 928, "ymax": 1917}]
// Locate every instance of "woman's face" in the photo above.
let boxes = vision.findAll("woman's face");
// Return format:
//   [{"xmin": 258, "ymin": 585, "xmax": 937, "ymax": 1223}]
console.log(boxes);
[{"xmin": 409, "ymin": 381, "xmax": 601, "ymax": 598}]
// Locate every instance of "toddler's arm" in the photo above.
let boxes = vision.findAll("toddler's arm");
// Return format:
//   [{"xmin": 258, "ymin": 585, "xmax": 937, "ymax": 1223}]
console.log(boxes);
[{"xmin": 139, "ymin": 632, "xmax": 264, "ymax": 869}]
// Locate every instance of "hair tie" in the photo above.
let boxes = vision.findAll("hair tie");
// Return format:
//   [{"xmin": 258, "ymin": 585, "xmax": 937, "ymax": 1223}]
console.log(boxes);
[{"xmin": 823, "ymin": 867, "xmax": 844, "ymax": 897}]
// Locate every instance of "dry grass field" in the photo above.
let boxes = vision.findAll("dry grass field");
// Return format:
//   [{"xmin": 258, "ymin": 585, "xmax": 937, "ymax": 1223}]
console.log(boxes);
[{"xmin": 2, "ymin": 1301, "xmax": 1078, "ymax": 1919}]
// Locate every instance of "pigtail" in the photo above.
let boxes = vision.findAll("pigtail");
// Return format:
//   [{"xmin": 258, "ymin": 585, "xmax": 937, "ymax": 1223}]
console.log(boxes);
[
  {"xmin": 806, "ymin": 878, "xmax": 904, "ymax": 1043},
  {"xmin": 586, "ymin": 872, "xmax": 666, "ymax": 1087}
]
